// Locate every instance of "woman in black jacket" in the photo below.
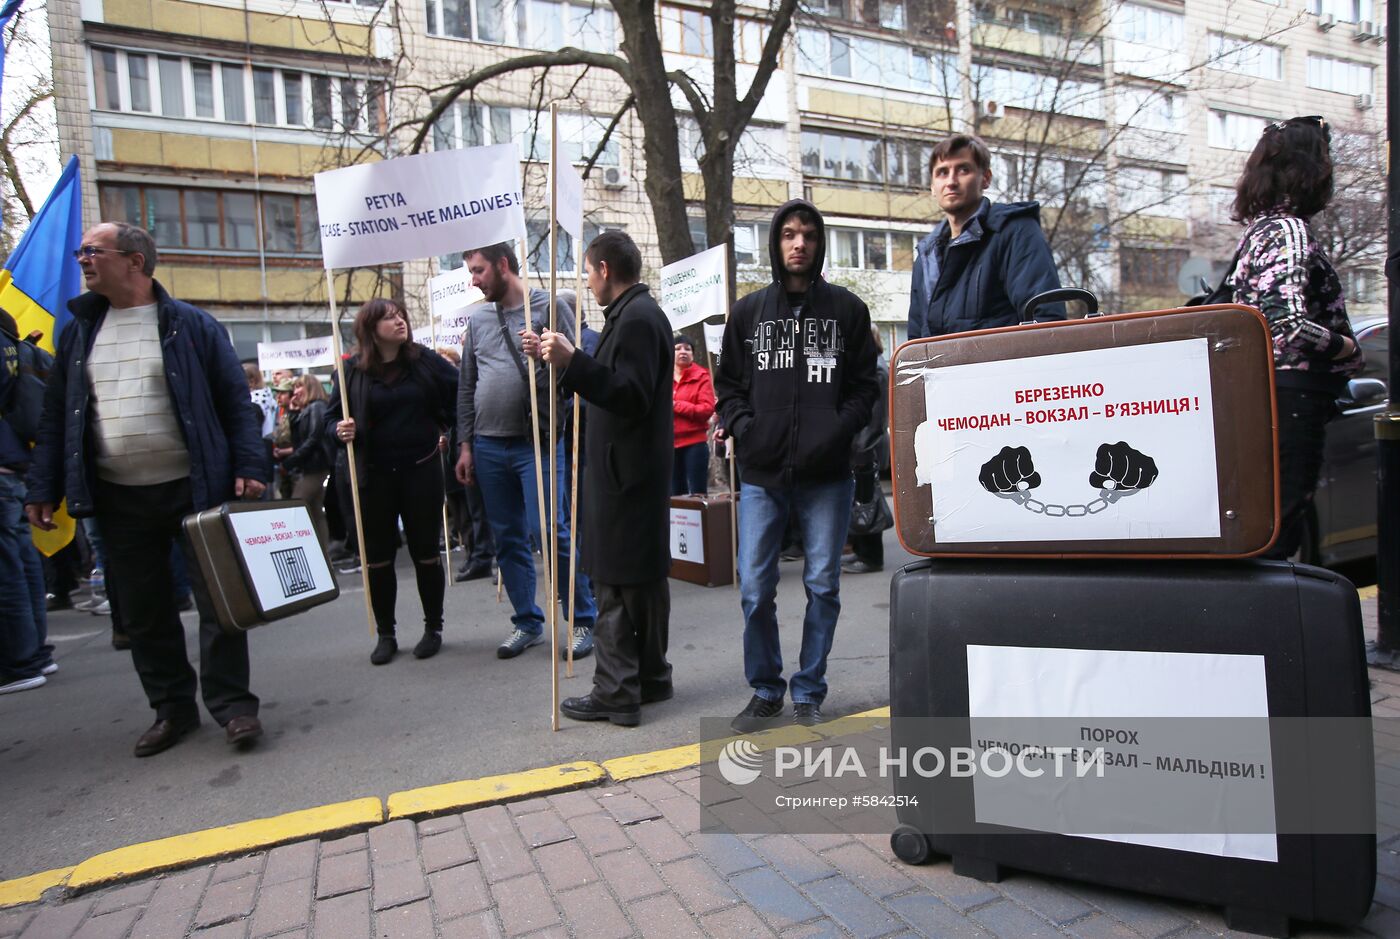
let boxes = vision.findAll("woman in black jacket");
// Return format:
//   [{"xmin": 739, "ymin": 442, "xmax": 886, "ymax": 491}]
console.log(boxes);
[
  {"xmin": 328, "ymin": 299, "xmax": 458, "ymax": 665},
  {"xmin": 283, "ymin": 374, "xmax": 331, "ymax": 549}
]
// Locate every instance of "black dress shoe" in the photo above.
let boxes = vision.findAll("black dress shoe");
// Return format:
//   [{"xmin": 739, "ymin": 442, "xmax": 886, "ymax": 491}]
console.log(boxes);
[
  {"xmin": 456, "ymin": 562, "xmax": 492, "ymax": 581},
  {"xmin": 371, "ymin": 636, "xmax": 398, "ymax": 665},
  {"xmin": 134, "ymin": 716, "xmax": 200, "ymax": 757},
  {"xmin": 225, "ymin": 715, "xmax": 263, "ymax": 748},
  {"xmin": 560, "ymin": 695, "xmax": 640, "ymax": 727},
  {"xmin": 641, "ymin": 686, "xmax": 674, "ymax": 705}
]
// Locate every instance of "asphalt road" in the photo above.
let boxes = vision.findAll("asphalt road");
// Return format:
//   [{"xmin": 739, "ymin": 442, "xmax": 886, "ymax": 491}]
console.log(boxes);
[{"xmin": 0, "ymin": 531, "xmax": 915, "ymax": 881}]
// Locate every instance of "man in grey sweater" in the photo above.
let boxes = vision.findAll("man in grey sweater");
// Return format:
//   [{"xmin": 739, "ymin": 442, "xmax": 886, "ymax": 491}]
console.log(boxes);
[{"xmin": 454, "ymin": 242, "xmax": 597, "ymax": 659}]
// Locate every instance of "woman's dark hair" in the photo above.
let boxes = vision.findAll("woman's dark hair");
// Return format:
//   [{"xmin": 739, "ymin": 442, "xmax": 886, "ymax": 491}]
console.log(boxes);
[
  {"xmin": 673, "ymin": 334, "xmax": 693, "ymax": 351},
  {"xmin": 1231, "ymin": 117, "xmax": 1334, "ymax": 222},
  {"xmin": 353, "ymin": 298, "xmax": 419, "ymax": 374}
]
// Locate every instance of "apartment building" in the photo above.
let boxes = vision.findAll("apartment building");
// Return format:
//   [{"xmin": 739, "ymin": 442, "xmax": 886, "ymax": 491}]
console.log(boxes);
[{"xmin": 50, "ymin": 0, "xmax": 1387, "ymax": 355}]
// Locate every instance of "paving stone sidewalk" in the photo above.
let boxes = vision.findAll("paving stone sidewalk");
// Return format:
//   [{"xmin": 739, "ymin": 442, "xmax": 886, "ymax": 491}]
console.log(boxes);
[{"xmin": 4, "ymin": 598, "xmax": 1398, "ymax": 939}]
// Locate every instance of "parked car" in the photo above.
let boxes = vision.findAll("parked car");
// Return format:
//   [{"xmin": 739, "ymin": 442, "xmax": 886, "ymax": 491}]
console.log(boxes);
[{"xmin": 1303, "ymin": 316, "xmax": 1390, "ymax": 567}]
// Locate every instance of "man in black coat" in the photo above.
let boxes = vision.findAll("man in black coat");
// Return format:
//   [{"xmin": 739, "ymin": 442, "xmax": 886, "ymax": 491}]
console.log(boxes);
[{"xmin": 524, "ymin": 231, "xmax": 673, "ymax": 727}]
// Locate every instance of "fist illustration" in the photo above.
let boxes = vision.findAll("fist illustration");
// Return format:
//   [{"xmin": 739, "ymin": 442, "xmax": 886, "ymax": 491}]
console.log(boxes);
[
  {"xmin": 979, "ymin": 446, "xmax": 1042, "ymax": 495},
  {"xmin": 1089, "ymin": 442, "xmax": 1158, "ymax": 492}
]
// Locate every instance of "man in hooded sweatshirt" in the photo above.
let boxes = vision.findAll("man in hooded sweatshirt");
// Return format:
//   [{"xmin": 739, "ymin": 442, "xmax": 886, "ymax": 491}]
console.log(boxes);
[
  {"xmin": 715, "ymin": 200, "xmax": 879, "ymax": 732},
  {"xmin": 907, "ymin": 133, "xmax": 1065, "ymax": 340}
]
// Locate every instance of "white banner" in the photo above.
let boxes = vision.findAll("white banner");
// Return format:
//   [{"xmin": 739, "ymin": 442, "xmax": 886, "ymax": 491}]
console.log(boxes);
[
  {"xmin": 703, "ymin": 320, "xmax": 726, "ymax": 357},
  {"xmin": 314, "ymin": 144, "xmax": 526, "ymax": 270},
  {"xmin": 427, "ymin": 266, "xmax": 485, "ymax": 350},
  {"xmin": 225, "ymin": 506, "xmax": 337, "ymax": 616},
  {"xmin": 257, "ymin": 336, "xmax": 336, "ymax": 372},
  {"xmin": 555, "ymin": 161, "xmax": 584, "ymax": 241},
  {"xmin": 669, "ymin": 507, "xmax": 705, "ymax": 564},
  {"xmin": 911, "ymin": 338, "xmax": 1220, "ymax": 543},
  {"xmin": 660, "ymin": 244, "xmax": 727, "ymax": 331}
]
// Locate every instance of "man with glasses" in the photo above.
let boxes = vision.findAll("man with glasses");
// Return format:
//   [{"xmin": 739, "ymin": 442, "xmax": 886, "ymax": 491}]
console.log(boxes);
[{"xmin": 26, "ymin": 222, "xmax": 268, "ymax": 757}]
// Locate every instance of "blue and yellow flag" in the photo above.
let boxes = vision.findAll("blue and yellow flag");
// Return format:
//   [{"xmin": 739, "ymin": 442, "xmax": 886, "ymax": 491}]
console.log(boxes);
[{"xmin": 0, "ymin": 154, "xmax": 83, "ymax": 353}]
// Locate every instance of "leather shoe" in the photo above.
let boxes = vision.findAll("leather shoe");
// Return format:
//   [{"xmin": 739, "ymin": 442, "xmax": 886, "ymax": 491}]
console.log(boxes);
[
  {"xmin": 225, "ymin": 715, "xmax": 263, "ymax": 748},
  {"xmin": 134, "ymin": 716, "xmax": 199, "ymax": 757},
  {"xmin": 641, "ymin": 685, "xmax": 674, "ymax": 705},
  {"xmin": 560, "ymin": 695, "xmax": 640, "ymax": 727},
  {"xmin": 456, "ymin": 562, "xmax": 492, "ymax": 581}
]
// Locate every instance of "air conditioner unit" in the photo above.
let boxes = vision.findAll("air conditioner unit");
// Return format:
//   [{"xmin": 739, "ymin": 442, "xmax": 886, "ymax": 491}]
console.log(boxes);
[
  {"xmin": 601, "ymin": 165, "xmax": 629, "ymax": 190},
  {"xmin": 980, "ymin": 99, "xmax": 1004, "ymax": 121},
  {"xmin": 1355, "ymin": 92, "xmax": 1374, "ymax": 109},
  {"xmin": 1353, "ymin": 20, "xmax": 1375, "ymax": 39},
  {"xmin": 1318, "ymin": 12, "xmax": 1336, "ymax": 29}
]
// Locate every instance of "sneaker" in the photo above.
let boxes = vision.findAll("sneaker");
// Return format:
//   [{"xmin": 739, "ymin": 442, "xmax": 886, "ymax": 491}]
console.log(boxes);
[
  {"xmin": 89, "ymin": 599, "xmax": 111, "ymax": 616},
  {"xmin": 370, "ymin": 636, "xmax": 398, "ymax": 665},
  {"xmin": 779, "ymin": 547, "xmax": 803, "ymax": 562},
  {"xmin": 413, "ymin": 630, "xmax": 443, "ymax": 660},
  {"xmin": 0, "ymin": 675, "xmax": 46, "ymax": 695},
  {"xmin": 497, "ymin": 629, "xmax": 545, "ymax": 659},
  {"xmin": 840, "ymin": 558, "xmax": 883, "ymax": 574},
  {"xmin": 793, "ymin": 702, "xmax": 824, "ymax": 726},
  {"xmin": 731, "ymin": 694, "xmax": 784, "ymax": 733},
  {"xmin": 73, "ymin": 595, "xmax": 103, "ymax": 612},
  {"xmin": 562, "ymin": 627, "xmax": 594, "ymax": 660},
  {"xmin": 336, "ymin": 559, "xmax": 362, "ymax": 575},
  {"xmin": 41, "ymin": 662, "xmax": 58, "ymax": 676}
]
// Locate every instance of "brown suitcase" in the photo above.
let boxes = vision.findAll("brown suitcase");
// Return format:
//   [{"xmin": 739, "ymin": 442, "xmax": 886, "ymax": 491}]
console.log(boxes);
[
  {"xmin": 890, "ymin": 302, "xmax": 1278, "ymax": 558},
  {"xmin": 669, "ymin": 493, "xmax": 737, "ymax": 587},
  {"xmin": 182, "ymin": 500, "xmax": 340, "ymax": 633}
]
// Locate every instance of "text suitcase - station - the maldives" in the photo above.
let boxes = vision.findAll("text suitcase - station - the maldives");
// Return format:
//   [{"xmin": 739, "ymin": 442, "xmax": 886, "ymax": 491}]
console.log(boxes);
[
  {"xmin": 183, "ymin": 500, "xmax": 339, "ymax": 633},
  {"xmin": 884, "ymin": 297, "xmax": 1375, "ymax": 937}
]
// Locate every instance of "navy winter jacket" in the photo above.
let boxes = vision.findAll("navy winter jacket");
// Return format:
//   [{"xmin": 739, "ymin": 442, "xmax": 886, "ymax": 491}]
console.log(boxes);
[
  {"xmin": 907, "ymin": 198, "xmax": 1065, "ymax": 340},
  {"xmin": 26, "ymin": 282, "xmax": 268, "ymax": 517}
]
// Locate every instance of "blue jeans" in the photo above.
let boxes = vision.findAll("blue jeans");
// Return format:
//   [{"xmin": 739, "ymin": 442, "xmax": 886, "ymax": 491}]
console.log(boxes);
[
  {"xmin": 473, "ymin": 435, "xmax": 596, "ymax": 636},
  {"xmin": 672, "ymin": 442, "xmax": 710, "ymax": 496},
  {"xmin": 738, "ymin": 477, "xmax": 854, "ymax": 706},
  {"xmin": 0, "ymin": 473, "xmax": 52, "ymax": 682}
]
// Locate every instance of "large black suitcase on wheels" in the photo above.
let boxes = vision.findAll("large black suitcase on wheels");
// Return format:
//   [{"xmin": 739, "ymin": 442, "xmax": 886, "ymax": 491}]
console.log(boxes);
[{"xmin": 888, "ymin": 558, "xmax": 1375, "ymax": 936}]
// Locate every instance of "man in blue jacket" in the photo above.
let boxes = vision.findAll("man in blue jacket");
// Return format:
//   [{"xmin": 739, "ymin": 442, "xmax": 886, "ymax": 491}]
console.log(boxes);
[
  {"xmin": 907, "ymin": 134, "xmax": 1065, "ymax": 340},
  {"xmin": 26, "ymin": 222, "xmax": 268, "ymax": 757}
]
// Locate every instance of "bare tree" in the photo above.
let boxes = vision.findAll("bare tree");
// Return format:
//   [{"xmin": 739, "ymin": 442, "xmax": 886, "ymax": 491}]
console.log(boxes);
[{"xmin": 0, "ymin": 5, "xmax": 58, "ymax": 255}]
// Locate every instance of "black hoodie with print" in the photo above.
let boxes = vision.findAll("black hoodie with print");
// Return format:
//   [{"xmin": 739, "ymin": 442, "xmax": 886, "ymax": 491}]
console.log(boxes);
[{"xmin": 715, "ymin": 199, "xmax": 880, "ymax": 488}]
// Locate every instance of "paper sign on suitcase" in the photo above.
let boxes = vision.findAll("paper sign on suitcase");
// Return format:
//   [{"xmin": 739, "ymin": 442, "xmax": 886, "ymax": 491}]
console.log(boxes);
[
  {"xmin": 183, "ymin": 500, "xmax": 340, "ymax": 633},
  {"xmin": 889, "ymin": 304, "xmax": 1278, "ymax": 558}
]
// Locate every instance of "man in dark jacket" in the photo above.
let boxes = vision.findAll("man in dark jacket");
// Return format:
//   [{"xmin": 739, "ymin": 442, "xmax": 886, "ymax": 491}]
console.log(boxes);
[
  {"xmin": 907, "ymin": 134, "xmax": 1065, "ymax": 339},
  {"xmin": 526, "ymin": 231, "xmax": 673, "ymax": 727},
  {"xmin": 26, "ymin": 222, "xmax": 268, "ymax": 757},
  {"xmin": 715, "ymin": 200, "xmax": 879, "ymax": 731}
]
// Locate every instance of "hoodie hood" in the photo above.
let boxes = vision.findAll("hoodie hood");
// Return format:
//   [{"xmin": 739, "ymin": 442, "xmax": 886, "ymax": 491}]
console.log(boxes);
[
  {"xmin": 984, "ymin": 199, "xmax": 1041, "ymax": 230},
  {"xmin": 768, "ymin": 199, "xmax": 826, "ymax": 286}
]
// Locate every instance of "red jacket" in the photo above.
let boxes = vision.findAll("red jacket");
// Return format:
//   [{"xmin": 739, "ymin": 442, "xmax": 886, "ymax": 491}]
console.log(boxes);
[{"xmin": 673, "ymin": 363, "xmax": 715, "ymax": 448}]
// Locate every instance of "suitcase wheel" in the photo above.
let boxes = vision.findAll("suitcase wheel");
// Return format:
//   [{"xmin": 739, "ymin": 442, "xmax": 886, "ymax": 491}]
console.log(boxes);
[
  {"xmin": 1224, "ymin": 906, "xmax": 1291, "ymax": 938},
  {"xmin": 889, "ymin": 826, "xmax": 932, "ymax": 866}
]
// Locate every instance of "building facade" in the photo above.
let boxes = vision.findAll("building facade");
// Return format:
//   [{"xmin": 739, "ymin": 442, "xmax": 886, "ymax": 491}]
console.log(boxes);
[{"xmin": 50, "ymin": 0, "xmax": 1388, "ymax": 357}]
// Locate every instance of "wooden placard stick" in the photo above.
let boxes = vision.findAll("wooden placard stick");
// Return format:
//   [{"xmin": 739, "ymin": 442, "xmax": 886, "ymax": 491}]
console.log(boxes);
[
  {"xmin": 426, "ymin": 256, "xmax": 455, "ymax": 587},
  {"xmin": 325, "ymin": 270, "xmax": 376, "ymax": 633},
  {"xmin": 547, "ymin": 104, "xmax": 561, "ymax": 730}
]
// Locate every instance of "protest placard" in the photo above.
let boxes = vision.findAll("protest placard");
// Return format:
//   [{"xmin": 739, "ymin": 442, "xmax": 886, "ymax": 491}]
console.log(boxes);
[
  {"xmin": 428, "ymin": 266, "xmax": 484, "ymax": 350},
  {"xmin": 555, "ymin": 161, "xmax": 584, "ymax": 242},
  {"xmin": 703, "ymin": 320, "xmax": 726, "ymax": 357},
  {"xmin": 660, "ymin": 244, "xmax": 727, "ymax": 331},
  {"xmin": 314, "ymin": 144, "xmax": 526, "ymax": 270},
  {"xmin": 257, "ymin": 336, "xmax": 336, "ymax": 372}
]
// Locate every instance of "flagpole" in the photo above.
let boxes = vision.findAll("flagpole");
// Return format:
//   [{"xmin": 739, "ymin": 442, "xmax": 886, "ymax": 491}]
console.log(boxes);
[
  {"xmin": 326, "ymin": 270, "xmax": 376, "ymax": 634},
  {"xmin": 427, "ymin": 256, "xmax": 455, "ymax": 588},
  {"xmin": 722, "ymin": 244, "xmax": 738, "ymax": 590},
  {"xmin": 547, "ymin": 104, "xmax": 562, "ymax": 729}
]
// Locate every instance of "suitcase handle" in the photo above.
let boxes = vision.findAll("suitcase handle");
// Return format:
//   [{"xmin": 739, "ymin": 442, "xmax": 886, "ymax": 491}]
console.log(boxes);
[{"xmin": 1020, "ymin": 287, "xmax": 1098, "ymax": 323}]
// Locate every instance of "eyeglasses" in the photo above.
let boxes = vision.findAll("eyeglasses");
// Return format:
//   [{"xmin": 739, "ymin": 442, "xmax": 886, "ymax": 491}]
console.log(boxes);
[{"xmin": 71, "ymin": 246, "xmax": 132, "ymax": 261}]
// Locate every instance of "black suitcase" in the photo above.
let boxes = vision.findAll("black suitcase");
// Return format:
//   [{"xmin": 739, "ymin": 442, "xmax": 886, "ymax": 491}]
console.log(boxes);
[{"xmin": 888, "ymin": 558, "xmax": 1375, "ymax": 936}]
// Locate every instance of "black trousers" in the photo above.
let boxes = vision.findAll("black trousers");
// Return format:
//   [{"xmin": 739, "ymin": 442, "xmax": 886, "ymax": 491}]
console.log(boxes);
[
  {"xmin": 96, "ymin": 477, "xmax": 257, "ymax": 726},
  {"xmin": 590, "ymin": 578, "xmax": 672, "ymax": 709},
  {"xmin": 1264, "ymin": 386, "xmax": 1335, "ymax": 560},
  {"xmin": 849, "ymin": 461, "xmax": 884, "ymax": 566}
]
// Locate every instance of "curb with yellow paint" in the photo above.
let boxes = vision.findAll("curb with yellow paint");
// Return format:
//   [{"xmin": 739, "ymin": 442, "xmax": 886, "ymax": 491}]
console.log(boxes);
[{"xmin": 0, "ymin": 709, "xmax": 897, "ymax": 907}]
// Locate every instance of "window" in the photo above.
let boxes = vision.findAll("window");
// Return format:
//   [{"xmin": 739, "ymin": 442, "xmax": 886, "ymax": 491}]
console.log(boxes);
[
  {"xmin": 159, "ymin": 57, "xmax": 184, "ymax": 116},
  {"xmin": 827, "ymin": 228, "xmax": 903, "ymax": 271},
  {"xmin": 734, "ymin": 221, "xmax": 770, "ymax": 267},
  {"xmin": 1314, "ymin": 0, "xmax": 1372, "ymax": 23},
  {"xmin": 219, "ymin": 63, "xmax": 246, "ymax": 122},
  {"xmin": 192, "ymin": 61, "xmax": 215, "ymax": 117},
  {"xmin": 801, "ymin": 128, "xmax": 929, "ymax": 188},
  {"xmin": 312, "ymin": 76, "xmax": 333, "ymax": 129},
  {"xmin": 1307, "ymin": 54, "xmax": 1374, "ymax": 95},
  {"xmin": 253, "ymin": 68, "xmax": 277, "ymax": 124},
  {"xmin": 433, "ymin": 103, "xmax": 619, "ymax": 166},
  {"xmin": 100, "ymin": 184, "xmax": 320, "ymax": 255},
  {"xmin": 879, "ymin": 0, "xmax": 905, "ymax": 29},
  {"xmin": 661, "ymin": 4, "xmax": 713, "ymax": 56},
  {"xmin": 831, "ymin": 229, "xmax": 861, "ymax": 269},
  {"xmin": 127, "ymin": 54, "xmax": 151, "ymax": 112},
  {"xmin": 797, "ymin": 28, "xmax": 959, "ymax": 96},
  {"xmin": 1113, "ymin": 3, "xmax": 1186, "ymax": 77},
  {"xmin": 975, "ymin": 64, "xmax": 1102, "ymax": 119},
  {"xmin": 283, "ymin": 72, "xmax": 304, "ymax": 125},
  {"xmin": 520, "ymin": 0, "xmax": 616, "ymax": 52},
  {"xmin": 1348, "ymin": 269, "xmax": 1377, "ymax": 304},
  {"xmin": 1118, "ymin": 166, "xmax": 1187, "ymax": 216},
  {"xmin": 1118, "ymin": 87, "xmax": 1182, "ymax": 133},
  {"xmin": 1208, "ymin": 110, "xmax": 1269, "ymax": 151},
  {"xmin": 688, "ymin": 216, "xmax": 708, "ymax": 252},
  {"xmin": 92, "ymin": 48, "xmax": 121, "ymax": 109},
  {"xmin": 427, "ymin": 0, "xmax": 506, "ymax": 41},
  {"xmin": 1121, "ymin": 247, "xmax": 1189, "ymax": 290},
  {"xmin": 1208, "ymin": 34, "xmax": 1282, "ymax": 81}
]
